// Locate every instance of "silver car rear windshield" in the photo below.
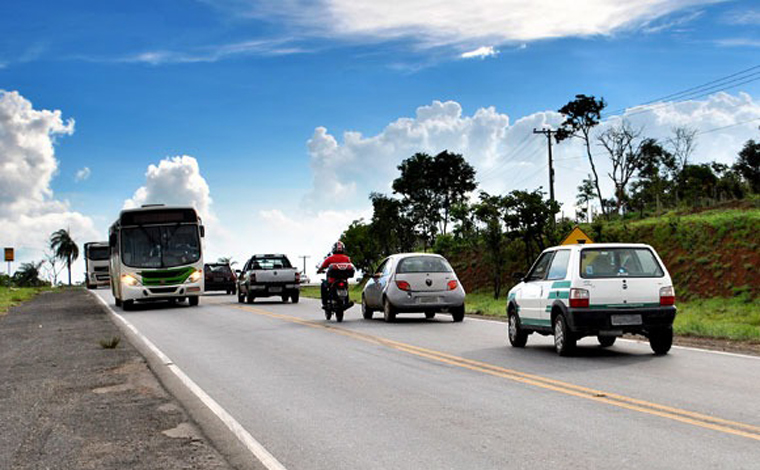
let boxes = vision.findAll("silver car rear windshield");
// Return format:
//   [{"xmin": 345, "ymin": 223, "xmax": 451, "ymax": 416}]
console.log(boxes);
[
  {"xmin": 580, "ymin": 248, "xmax": 664, "ymax": 278},
  {"xmin": 397, "ymin": 256, "xmax": 452, "ymax": 274}
]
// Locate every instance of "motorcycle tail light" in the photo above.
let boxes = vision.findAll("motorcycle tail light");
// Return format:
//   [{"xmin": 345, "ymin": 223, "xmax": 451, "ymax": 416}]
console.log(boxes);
[{"xmin": 396, "ymin": 280, "xmax": 411, "ymax": 291}]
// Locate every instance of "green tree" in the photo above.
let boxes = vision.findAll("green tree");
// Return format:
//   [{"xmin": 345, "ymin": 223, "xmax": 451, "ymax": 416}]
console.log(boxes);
[
  {"xmin": 50, "ymin": 229, "xmax": 79, "ymax": 286},
  {"xmin": 13, "ymin": 261, "xmax": 45, "ymax": 287},
  {"xmin": 392, "ymin": 151, "xmax": 477, "ymax": 247},
  {"xmin": 217, "ymin": 256, "xmax": 237, "ymax": 266},
  {"xmin": 431, "ymin": 151, "xmax": 477, "ymax": 235},
  {"xmin": 473, "ymin": 192, "xmax": 507, "ymax": 299},
  {"xmin": 629, "ymin": 141, "xmax": 675, "ymax": 216},
  {"xmin": 369, "ymin": 192, "xmax": 415, "ymax": 255},
  {"xmin": 340, "ymin": 219, "xmax": 380, "ymax": 280},
  {"xmin": 555, "ymin": 94, "xmax": 607, "ymax": 216},
  {"xmin": 502, "ymin": 189, "xmax": 560, "ymax": 264},
  {"xmin": 734, "ymin": 139, "xmax": 760, "ymax": 194},
  {"xmin": 575, "ymin": 175, "xmax": 596, "ymax": 222}
]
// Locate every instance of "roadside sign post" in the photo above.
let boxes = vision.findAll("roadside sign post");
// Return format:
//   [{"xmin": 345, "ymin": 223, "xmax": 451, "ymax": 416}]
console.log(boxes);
[
  {"xmin": 560, "ymin": 227, "xmax": 594, "ymax": 246},
  {"xmin": 4, "ymin": 247, "xmax": 13, "ymax": 286}
]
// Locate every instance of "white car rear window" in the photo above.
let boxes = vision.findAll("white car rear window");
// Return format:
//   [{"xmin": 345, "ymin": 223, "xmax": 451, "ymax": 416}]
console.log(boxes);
[{"xmin": 580, "ymin": 248, "xmax": 664, "ymax": 278}]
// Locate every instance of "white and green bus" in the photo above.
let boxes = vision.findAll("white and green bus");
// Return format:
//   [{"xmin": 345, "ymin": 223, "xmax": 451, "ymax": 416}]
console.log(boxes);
[{"xmin": 109, "ymin": 205, "xmax": 205, "ymax": 310}]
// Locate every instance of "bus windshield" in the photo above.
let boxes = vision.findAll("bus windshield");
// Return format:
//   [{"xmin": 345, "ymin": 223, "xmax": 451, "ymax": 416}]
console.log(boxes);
[
  {"xmin": 87, "ymin": 246, "xmax": 110, "ymax": 261},
  {"xmin": 121, "ymin": 225, "xmax": 200, "ymax": 268}
]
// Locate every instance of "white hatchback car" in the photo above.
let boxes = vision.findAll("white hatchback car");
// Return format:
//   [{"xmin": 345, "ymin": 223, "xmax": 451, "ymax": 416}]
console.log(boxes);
[{"xmin": 506, "ymin": 243, "xmax": 676, "ymax": 356}]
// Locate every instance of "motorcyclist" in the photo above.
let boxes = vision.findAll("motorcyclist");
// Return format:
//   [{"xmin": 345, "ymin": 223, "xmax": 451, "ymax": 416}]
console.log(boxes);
[{"xmin": 317, "ymin": 241, "xmax": 351, "ymax": 308}]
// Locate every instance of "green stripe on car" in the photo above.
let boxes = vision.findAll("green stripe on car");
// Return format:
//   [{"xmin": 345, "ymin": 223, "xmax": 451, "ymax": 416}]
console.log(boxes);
[
  {"xmin": 521, "ymin": 318, "xmax": 552, "ymax": 327},
  {"xmin": 551, "ymin": 281, "xmax": 571, "ymax": 288},
  {"xmin": 589, "ymin": 303, "xmax": 661, "ymax": 309},
  {"xmin": 547, "ymin": 290, "xmax": 570, "ymax": 299}
]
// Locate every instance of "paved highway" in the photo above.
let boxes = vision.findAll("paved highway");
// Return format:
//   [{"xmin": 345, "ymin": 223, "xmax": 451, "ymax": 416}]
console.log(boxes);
[{"xmin": 93, "ymin": 290, "xmax": 760, "ymax": 469}]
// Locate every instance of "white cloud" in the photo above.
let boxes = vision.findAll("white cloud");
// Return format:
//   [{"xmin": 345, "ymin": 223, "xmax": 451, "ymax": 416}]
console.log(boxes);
[
  {"xmin": 715, "ymin": 38, "xmax": 760, "ymax": 48},
  {"xmin": 306, "ymin": 92, "xmax": 760, "ymax": 219},
  {"xmin": 461, "ymin": 46, "xmax": 498, "ymax": 59},
  {"xmin": 212, "ymin": 0, "xmax": 719, "ymax": 48},
  {"xmin": 0, "ymin": 90, "xmax": 98, "ymax": 277},
  {"xmin": 124, "ymin": 155, "xmax": 213, "ymax": 221},
  {"xmin": 75, "ymin": 166, "xmax": 91, "ymax": 182},
  {"xmin": 723, "ymin": 9, "xmax": 760, "ymax": 25},
  {"xmin": 119, "ymin": 38, "xmax": 306, "ymax": 65}
]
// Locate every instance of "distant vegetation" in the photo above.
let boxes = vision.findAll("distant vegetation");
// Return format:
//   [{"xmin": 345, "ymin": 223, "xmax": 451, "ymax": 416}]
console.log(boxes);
[{"xmin": 339, "ymin": 94, "xmax": 760, "ymax": 304}]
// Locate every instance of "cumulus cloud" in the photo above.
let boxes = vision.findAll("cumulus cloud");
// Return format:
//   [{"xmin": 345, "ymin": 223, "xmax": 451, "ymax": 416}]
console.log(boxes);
[
  {"xmin": 0, "ymin": 90, "xmax": 98, "ymax": 267},
  {"xmin": 460, "ymin": 46, "xmax": 498, "ymax": 59},
  {"xmin": 215, "ymin": 0, "xmax": 718, "ymax": 48},
  {"xmin": 306, "ymin": 93, "xmax": 760, "ymax": 217},
  {"xmin": 124, "ymin": 155, "xmax": 213, "ymax": 221},
  {"xmin": 75, "ymin": 167, "xmax": 91, "ymax": 182}
]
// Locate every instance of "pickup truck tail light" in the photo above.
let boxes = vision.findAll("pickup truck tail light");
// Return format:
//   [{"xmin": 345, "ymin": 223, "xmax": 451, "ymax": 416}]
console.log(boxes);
[
  {"xmin": 569, "ymin": 288, "xmax": 590, "ymax": 308},
  {"xmin": 396, "ymin": 280, "xmax": 411, "ymax": 292},
  {"xmin": 295, "ymin": 271, "xmax": 301, "ymax": 283},
  {"xmin": 660, "ymin": 286, "xmax": 675, "ymax": 306},
  {"xmin": 447, "ymin": 280, "xmax": 458, "ymax": 290}
]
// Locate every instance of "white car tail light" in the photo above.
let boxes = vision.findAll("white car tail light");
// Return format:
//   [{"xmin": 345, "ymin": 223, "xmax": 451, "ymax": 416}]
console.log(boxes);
[
  {"xmin": 569, "ymin": 288, "xmax": 590, "ymax": 308},
  {"xmin": 660, "ymin": 286, "xmax": 675, "ymax": 306}
]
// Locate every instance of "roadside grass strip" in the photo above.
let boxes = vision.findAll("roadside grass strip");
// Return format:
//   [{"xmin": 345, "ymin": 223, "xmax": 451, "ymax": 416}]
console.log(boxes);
[{"xmin": 236, "ymin": 304, "xmax": 760, "ymax": 442}]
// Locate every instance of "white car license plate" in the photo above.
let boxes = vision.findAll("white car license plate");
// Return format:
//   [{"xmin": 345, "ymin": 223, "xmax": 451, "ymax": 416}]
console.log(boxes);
[
  {"xmin": 611, "ymin": 314, "xmax": 642, "ymax": 326},
  {"xmin": 269, "ymin": 286, "xmax": 282, "ymax": 293},
  {"xmin": 337, "ymin": 288, "xmax": 348, "ymax": 297},
  {"xmin": 418, "ymin": 296, "xmax": 439, "ymax": 304}
]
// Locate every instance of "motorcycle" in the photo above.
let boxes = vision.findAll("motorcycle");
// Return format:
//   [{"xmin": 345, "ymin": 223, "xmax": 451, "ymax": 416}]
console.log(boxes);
[{"xmin": 320, "ymin": 262, "xmax": 355, "ymax": 322}]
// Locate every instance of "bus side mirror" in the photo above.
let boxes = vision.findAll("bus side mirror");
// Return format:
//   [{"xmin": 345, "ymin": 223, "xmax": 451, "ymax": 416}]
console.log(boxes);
[{"xmin": 200, "ymin": 226, "xmax": 205, "ymax": 238}]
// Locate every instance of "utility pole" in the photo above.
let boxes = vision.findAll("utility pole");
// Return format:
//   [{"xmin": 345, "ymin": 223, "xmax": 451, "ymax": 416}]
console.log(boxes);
[
  {"xmin": 533, "ymin": 128, "xmax": 557, "ymax": 206},
  {"xmin": 298, "ymin": 255, "xmax": 310, "ymax": 275}
]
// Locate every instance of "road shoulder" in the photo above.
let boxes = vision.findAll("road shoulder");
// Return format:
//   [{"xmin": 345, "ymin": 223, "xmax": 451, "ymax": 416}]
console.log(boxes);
[{"xmin": 0, "ymin": 289, "xmax": 234, "ymax": 469}]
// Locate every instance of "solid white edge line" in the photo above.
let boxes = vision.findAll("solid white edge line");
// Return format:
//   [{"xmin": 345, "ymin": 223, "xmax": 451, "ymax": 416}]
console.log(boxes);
[
  {"xmin": 466, "ymin": 315, "xmax": 760, "ymax": 361},
  {"xmin": 91, "ymin": 293, "xmax": 289, "ymax": 470}
]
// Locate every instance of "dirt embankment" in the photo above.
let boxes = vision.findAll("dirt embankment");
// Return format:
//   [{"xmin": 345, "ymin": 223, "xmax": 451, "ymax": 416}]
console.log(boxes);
[
  {"xmin": 0, "ymin": 289, "xmax": 233, "ymax": 470},
  {"xmin": 450, "ymin": 208, "xmax": 759, "ymax": 301}
]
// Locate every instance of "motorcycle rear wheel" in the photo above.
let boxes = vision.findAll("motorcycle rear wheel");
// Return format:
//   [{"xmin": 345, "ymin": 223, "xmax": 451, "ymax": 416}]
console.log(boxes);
[{"xmin": 336, "ymin": 308, "xmax": 344, "ymax": 322}]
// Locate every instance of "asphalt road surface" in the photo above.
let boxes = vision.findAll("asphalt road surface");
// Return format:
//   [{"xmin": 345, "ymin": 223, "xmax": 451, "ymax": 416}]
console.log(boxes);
[{"xmin": 93, "ymin": 290, "xmax": 760, "ymax": 470}]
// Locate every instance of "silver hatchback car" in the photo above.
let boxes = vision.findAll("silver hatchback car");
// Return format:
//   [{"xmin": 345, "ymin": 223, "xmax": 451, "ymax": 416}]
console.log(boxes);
[{"xmin": 361, "ymin": 253, "xmax": 466, "ymax": 322}]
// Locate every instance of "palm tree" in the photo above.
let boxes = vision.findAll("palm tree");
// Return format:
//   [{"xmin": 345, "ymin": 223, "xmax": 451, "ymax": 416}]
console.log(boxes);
[
  {"xmin": 217, "ymin": 256, "xmax": 237, "ymax": 266},
  {"xmin": 14, "ymin": 261, "xmax": 44, "ymax": 287},
  {"xmin": 50, "ymin": 229, "xmax": 79, "ymax": 286}
]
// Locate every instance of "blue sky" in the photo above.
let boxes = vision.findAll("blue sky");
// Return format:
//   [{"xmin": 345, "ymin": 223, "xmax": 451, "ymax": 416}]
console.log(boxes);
[{"xmin": 1, "ymin": 0, "xmax": 760, "ymax": 280}]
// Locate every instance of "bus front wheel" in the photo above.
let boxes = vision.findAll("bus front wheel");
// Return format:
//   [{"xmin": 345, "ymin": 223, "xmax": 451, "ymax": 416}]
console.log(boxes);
[{"xmin": 188, "ymin": 296, "xmax": 199, "ymax": 307}]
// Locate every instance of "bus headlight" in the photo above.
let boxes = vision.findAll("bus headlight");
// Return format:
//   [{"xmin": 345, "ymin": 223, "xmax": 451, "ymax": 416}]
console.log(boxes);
[
  {"xmin": 187, "ymin": 269, "xmax": 202, "ymax": 283},
  {"xmin": 121, "ymin": 274, "xmax": 141, "ymax": 287}
]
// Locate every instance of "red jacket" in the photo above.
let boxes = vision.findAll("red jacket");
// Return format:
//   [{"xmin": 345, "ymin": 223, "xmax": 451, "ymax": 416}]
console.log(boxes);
[{"xmin": 319, "ymin": 254, "xmax": 352, "ymax": 282}]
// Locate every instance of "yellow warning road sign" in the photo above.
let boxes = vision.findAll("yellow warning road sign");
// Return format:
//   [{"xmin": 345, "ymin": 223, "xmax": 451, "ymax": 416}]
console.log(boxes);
[
  {"xmin": 561, "ymin": 227, "xmax": 594, "ymax": 246},
  {"xmin": 4, "ymin": 247, "xmax": 13, "ymax": 262}
]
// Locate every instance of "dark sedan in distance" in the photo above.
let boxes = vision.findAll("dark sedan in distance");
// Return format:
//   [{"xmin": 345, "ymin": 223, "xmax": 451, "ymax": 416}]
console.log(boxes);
[{"xmin": 204, "ymin": 263, "xmax": 237, "ymax": 294}]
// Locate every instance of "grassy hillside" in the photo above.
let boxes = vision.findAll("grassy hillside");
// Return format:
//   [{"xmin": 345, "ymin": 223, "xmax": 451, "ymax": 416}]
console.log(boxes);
[{"xmin": 580, "ymin": 206, "xmax": 759, "ymax": 300}]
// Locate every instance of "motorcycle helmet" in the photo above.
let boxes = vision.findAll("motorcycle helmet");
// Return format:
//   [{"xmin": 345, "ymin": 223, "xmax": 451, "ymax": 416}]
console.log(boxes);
[{"xmin": 332, "ymin": 241, "xmax": 345, "ymax": 254}]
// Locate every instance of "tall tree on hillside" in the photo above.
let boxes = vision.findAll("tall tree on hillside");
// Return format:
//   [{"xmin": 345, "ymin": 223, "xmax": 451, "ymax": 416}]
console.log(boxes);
[
  {"xmin": 576, "ymin": 175, "xmax": 596, "ymax": 222},
  {"xmin": 431, "ymin": 151, "xmax": 477, "ymax": 235},
  {"xmin": 734, "ymin": 139, "xmax": 760, "ymax": 194},
  {"xmin": 502, "ymin": 189, "xmax": 560, "ymax": 264},
  {"xmin": 50, "ymin": 228, "xmax": 79, "ymax": 286},
  {"xmin": 369, "ymin": 192, "xmax": 415, "ymax": 255},
  {"xmin": 473, "ymin": 192, "xmax": 507, "ymax": 299},
  {"xmin": 393, "ymin": 153, "xmax": 440, "ymax": 249},
  {"xmin": 598, "ymin": 121, "xmax": 669, "ymax": 214},
  {"xmin": 392, "ymin": 151, "xmax": 477, "ymax": 246},
  {"xmin": 340, "ymin": 220, "xmax": 380, "ymax": 279},
  {"xmin": 630, "ymin": 141, "xmax": 675, "ymax": 215},
  {"xmin": 555, "ymin": 94, "xmax": 608, "ymax": 216},
  {"xmin": 668, "ymin": 126, "xmax": 698, "ymax": 173}
]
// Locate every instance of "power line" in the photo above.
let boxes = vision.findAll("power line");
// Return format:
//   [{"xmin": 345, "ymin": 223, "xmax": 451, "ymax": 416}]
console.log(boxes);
[{"xmin": 605, "ymin": 64, "xmax": 760, "ymax": 117}]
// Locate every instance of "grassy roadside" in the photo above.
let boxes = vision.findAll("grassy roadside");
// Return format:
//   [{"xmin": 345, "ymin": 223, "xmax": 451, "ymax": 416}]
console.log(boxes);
[
  {"xmin": 0, "ymin": 287, "xmax": 55, "ymax": 315},
  {"xmin": 467, "ymin": 290, "xmax": 759, "ymax": 342}
]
